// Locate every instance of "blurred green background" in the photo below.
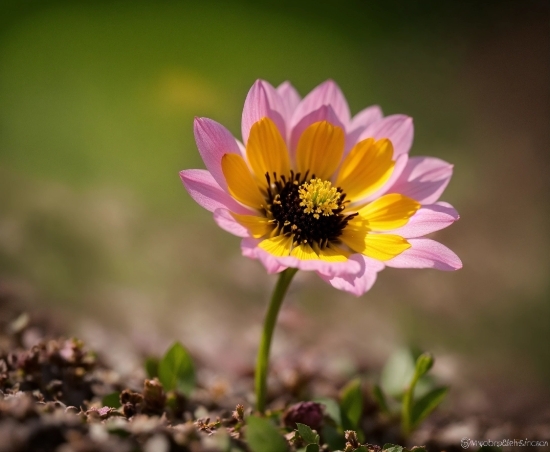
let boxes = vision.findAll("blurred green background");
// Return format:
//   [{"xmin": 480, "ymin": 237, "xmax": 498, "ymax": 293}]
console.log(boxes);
[{"xmin": 1, "ymin": 0, "xmax": 548, "ymax": 418}]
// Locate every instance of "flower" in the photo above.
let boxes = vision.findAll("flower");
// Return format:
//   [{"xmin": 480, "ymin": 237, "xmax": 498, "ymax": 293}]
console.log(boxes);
[{"xmin": 180, "ymin": 80, "xmax": 461, "ymax": 296}]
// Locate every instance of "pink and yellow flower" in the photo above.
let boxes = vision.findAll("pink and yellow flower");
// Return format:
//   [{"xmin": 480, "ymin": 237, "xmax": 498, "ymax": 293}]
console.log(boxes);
[{"xmin": 180, "ymin": 80, "xmax": 461, "ymax": 296}]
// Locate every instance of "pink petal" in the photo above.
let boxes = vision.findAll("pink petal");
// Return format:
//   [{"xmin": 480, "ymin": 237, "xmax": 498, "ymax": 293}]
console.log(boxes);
[
  {"xmin": 291, "ymin": 80, "xmax": 350, "ymax": 131},
  {"xmin": 289, "ymin": 104, "xmax": 344, "ymax": 157},
  {"xmin": 318, "ymin": 255, "xmax": 385, "ymax": 297},
  {"xmin": 359, "ymin": 115, "xmax": 414, "ymax": 158},
  {"xmin": 242, "ymin": 80, "xmax": 286, "ymax": 145},
  {"xmin": 385, "ymin": 238, "xmax": 462, "ymax": 271},
  {"xmin": 213, "ymin": 208, "xmax": 250, "ymax": 238},
  {"xmin": 179, "ymin": 169, "xmax": 251, "ymax": 214},
  {"xmin": 194, "ymin": 117, "xmax": 241, "ymax": 191},
  {"xmin": 241, "ymin": 238, "xmax": 287, "ymax": 274},
  {"xmin": 390, "ymin": 202, "xmax": 459, "ymax": 238},
  {"xmin": 346, "ymin": 105, "xmax": 384, "ymax": 153},
  {"xmin": 389, "ymin": 156, "xmax": 453, "ymax": 204},
  {"xmin": 277, "ymin": 81, "xmax": 301, "ymax": 127}
]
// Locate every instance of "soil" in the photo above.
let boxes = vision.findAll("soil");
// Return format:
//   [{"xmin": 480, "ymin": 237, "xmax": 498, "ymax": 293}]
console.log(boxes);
[{"xmin": 1, "ymin": 287, "xmax": 549, "ymax": 452}]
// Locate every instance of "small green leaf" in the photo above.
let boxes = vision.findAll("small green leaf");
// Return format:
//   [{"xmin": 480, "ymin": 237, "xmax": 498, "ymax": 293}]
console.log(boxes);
[
  {"xmin": 356, "ymin": 447, "xmax": 370, "ymax": 452},
  {"xmin": 411, "ymin": 387, "xmax": 448, "ymax": 429},
  {"xmin": 304, "ymin": 445, "xmax": 320, "ymax": 452},
  {"xmin": 414, "ymin": 353, "xmax": 434, "ymax": 379},
  {"xmin": 383, "ymin": 444, "xmax": 404, "ymax": 452},
  {"xmin": 380, "ymin": 348, "xmax": 416, "ymax": 399},
  {"xmin": 314, "ymin": 397, "xmax": 341, "ymax": 426},
  {"xmin": 101, "ymin": 391, "xmax": 121, "ymax": 408},
  {"xmin": 339, "ymin": 378, "xmax": 363, "ymax": 430},
  {"xmin": 372, "ymin": 384, "xmax": 390, "ymax": 415},
  {"xmin": 321, "ymin": 425, "xmax": 346, "ymax": 450},
  {"xmin": 246, "ymin": 416, "xmax": 288, "ymax": 452},
  {"xmin": 296, "ymin": 423, "xmax": 319, "ymax": 444},
  {"xmin": 408, "ymin": 447, "xmax": 427, "ymax": 452},
  {"xmin": 144, "ymin": 356, "xmax": 159, "ymax": 378},
  {"xmin": 158, "ymin": 342, "xmax": 195, "ymax": 395}
]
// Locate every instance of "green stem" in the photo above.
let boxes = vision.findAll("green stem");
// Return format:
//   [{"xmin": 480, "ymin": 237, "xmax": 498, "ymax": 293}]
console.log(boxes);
[{"xmin": 255, "ymin": 268, "xmax": 298, "ymax": 413}]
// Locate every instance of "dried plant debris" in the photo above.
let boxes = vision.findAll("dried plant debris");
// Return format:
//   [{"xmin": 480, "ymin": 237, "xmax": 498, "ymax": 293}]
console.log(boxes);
[{"xmin": 1, "ymin": 300, "xmax": 549, "ymax": 452}]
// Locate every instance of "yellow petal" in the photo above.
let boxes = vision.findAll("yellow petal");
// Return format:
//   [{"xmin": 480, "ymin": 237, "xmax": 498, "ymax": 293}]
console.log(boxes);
[
  {"xmin": 246, "ymin": 117, "xmax": 291, "ymax": 184},
  {"xmin": 362, "ymin": 234, "xmax": 411, "ymax": 260},
  {"xmin": 221, "ymin": 153, "xmax": 265, "ymax": 209},
  {"xmin": 258, "ymin": 235, "xmax": 293, "ymax": 257},
  {"xmin": 291, "ymin": 242, "xmax": 349, "ymax": 262},
  {"xmin": 335, "ymin": 138, "xmax": 395, "ymax": 201},
  {"xmin": 296, "ymin": 121, "xmax": 345, "ymax": 180},
  {"xmin": 317, "ymin": 244, "xmax": 350, "ymax": 262},
  {"xmin": 231, "ymin": 212, "xmax": 272, "ymax": 238},
  {"xmin": 355, "ymin": 194, "xmax": 420, "ymax": 230},
  {"xmin": 340, "ymin": 222, "xmax": 410, "ymax": 261},
  {"xmin": 290, "ymin": 243, "xmax": 318, "ymax": 260}
]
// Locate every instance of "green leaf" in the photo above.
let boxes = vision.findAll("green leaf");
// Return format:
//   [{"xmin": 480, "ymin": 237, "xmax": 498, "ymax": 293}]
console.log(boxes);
[
  {"xmin": 411, "ymin": 387, "xmax": 448, "ymax": 429},
  {"xmin": 101, "ymin": 391, "xmax": 121, "ymax": 408},
  {"xmin": 157, "ymin": 342, "xmax": 195, "ymax": 395},
  {"xmin": 380, "ymin": 348, "xmax": 416, "ymax": 399},
  {"xmin": 414, "ymin": 353, "xmax": 434, "ymax": 379},
  {"xmin": 246, "ymin": 416, "xmax": 288, "ymax": 452},
  {"xmin": 356, "ymin": 447, "xmax": 370, "ymax": 452},
  {"xmin": 304, "ymin": 445, "xmax": 320, "ymax": 452},
  {"xmin": 314, "ymin": 397, "xmax": 341, "ymax": 427},
  {"xmin": 383, "ymin": 444, "xmax": 404, "ymax": 452},
  {"xmin": 296, "ymin": 423, "xmax": 319, "ymax": 444},
  {"xmin": 339, "ymin": 378, "xmax": 363, "ymax": 430},
  {"xmin": 144, "ymin": 356, "xmax": 159, "ymax": 378},
  {"xmin": 372, "ymin": 384, "xmax": 390, "ymax": 415},
  {"xmin": 321, "ymin": 425, "xmax": 346, "ymax": 450}
]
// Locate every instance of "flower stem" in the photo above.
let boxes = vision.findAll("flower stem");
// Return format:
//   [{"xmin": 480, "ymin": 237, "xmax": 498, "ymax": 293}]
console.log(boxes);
[{"xmin": 255, "ymin": 268, "xmax": 298, "ymax": 413}]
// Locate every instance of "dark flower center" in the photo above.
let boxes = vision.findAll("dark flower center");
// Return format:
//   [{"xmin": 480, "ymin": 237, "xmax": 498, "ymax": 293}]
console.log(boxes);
[{"xmin": 264, "ymin": 171, "xmax": 357, "ymax": 248}]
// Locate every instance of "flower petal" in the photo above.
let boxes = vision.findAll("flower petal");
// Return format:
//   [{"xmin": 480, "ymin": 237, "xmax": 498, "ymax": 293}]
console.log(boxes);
[
  {"xmin": 289, "ymin": 105, "xmax": 344, "ymax": 157},
  {"xmin": 336, "ymin": 138, "xmax": 395, "ymax": 201},
  {"xmin": 390, "ymin": 202, "xmax": 459, "ymax": 238},
  {"xmin": 340, "ymin": 227, "xmax": 411, "ymax": 261},
  {"xmin": 291, "ymin": 80, "xmax": 350, "ymax": 130},
  {"xmin": 246, "ymin": 117, "xmax": 291, "ymax": 183},
  {"xmin": 213, "ymin": 208, "xmax": 250, "ymax": 237},
  {"xmin": 277, "ymin": 81, "xmax": 301, "ymax": 126},
  {"xmin": 179, "ymin": 169, "xmax": 251, "ymax": 214},
  {"xmin": 385, "ymin": 238, "xmax": 462, "ymax": 271},
  {"xmin": 230, "ymin": 211, "xmax": 272, "ymax": 238},
  {"xmin": 193, "ymin": 117, "xmax": 241, "ymax": 191},
  {"xmin": 389, "ymin": 156, "xmax": 453, "ymax": 204},
  {"xmin": 276, "ymin": 244, "xmax": 361, "ymax": 276},
  {"xmin": 356, "ymin": 194, "xmax": 420, "ymax": 231},
  {"xmin": 346, "ymin": 105, "xmax": 383, "ymax": 153},
  {"xmin": 241, "ymin": 238, "xmax": 287, "ymax": 274},
  {"xmin": 318, "ymin": 254, "xmax": 385, "ymax": 296},
  {"xmin": 221, "ymin": 154, "xmax": 265, "ymax": 209},
  {"xmin": 242, "ymin": 80, "xmax": 286, "ymax": 145},
  {"xmin": 296, "ymin": 121, "xmax": 345, "ymax": 180},
  {"xmin": 258, "ymin": 234, "xmax": 294, "ymax": 258},
  {"xmin": 359, "ymin": 115, "xmax": 414, "ymax": 158}
]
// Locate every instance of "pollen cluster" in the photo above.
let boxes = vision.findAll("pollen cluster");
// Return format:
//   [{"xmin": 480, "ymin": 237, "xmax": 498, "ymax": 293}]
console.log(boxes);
[
  {"xmin": 264, "ymin": 172, "xmax": 356, "ymax": 248},
  {"xmin": 298, "ymin": 178, "xmax": 341, "ymax": 219}
]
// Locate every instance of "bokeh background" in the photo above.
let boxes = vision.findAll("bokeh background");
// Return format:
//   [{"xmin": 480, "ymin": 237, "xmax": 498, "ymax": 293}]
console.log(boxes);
[{"xmin": 1, "ymin": 0, "xmax": 549, "ymax": 421}]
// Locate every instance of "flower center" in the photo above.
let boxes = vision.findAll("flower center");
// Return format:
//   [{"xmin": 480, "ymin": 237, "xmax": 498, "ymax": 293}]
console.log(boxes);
[
  {"xmin": 264, "ymin": 172, "xmax": 356, "ymax": 248},
  {"xmin": 298, "ymin": 178, "xmax": 341, "ymax": 219}
]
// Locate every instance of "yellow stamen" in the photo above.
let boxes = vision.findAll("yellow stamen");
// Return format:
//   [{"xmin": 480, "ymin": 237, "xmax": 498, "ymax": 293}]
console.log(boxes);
[{"xmin": 298, "ymin": 178, "xmax": 341, "ymax": 219}]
